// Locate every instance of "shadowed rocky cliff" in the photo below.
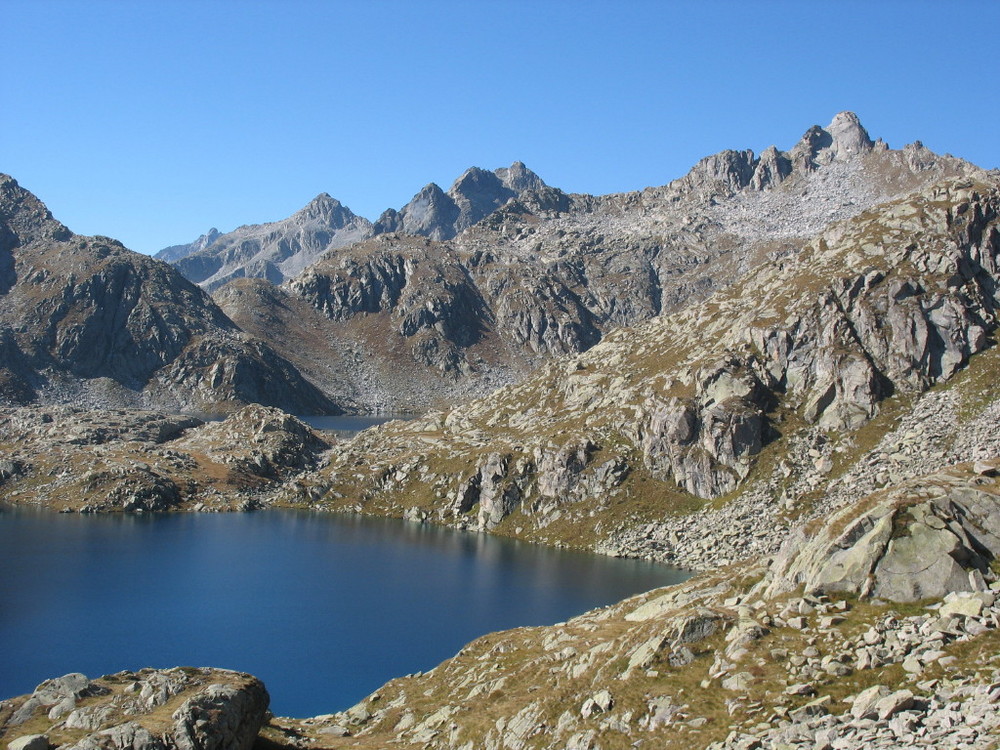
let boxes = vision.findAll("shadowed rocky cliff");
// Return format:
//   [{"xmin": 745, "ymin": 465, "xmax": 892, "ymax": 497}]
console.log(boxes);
[{"xmin": 0, "ymin": 175, "xmax": 338, "ymax": 414}]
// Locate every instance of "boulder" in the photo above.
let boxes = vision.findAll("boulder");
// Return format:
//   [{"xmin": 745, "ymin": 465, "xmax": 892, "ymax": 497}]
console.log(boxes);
[
  {"xmin": 7, "ymin": 736, "xmax": 49, "ymax": 750},
  {"xmin": 762, "ymin": 472, "xmax": 1000, "ymax": 602}
]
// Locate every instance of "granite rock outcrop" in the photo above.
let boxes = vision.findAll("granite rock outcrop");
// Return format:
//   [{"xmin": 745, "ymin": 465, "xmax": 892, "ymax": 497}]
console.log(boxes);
[{"xmin": 0, "ymin": 405, "xmax": 332, "ymax": 512}]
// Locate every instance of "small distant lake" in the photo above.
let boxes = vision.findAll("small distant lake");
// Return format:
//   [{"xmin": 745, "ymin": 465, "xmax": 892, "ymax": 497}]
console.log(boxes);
[
  {"xmin": 0, "ymin": 509, "xmax": 688, "ymax": 717},
  {"xmin": 189, "ymin": 413, "xmax": 413, "ymax": 437},
  {"xmin": 298, "ymin": 414, "xmax": 412, "ymax": 436}
]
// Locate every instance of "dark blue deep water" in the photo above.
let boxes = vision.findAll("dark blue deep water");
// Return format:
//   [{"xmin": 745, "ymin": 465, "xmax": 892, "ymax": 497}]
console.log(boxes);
[{"xmin": 0, "ymin": 509, "xmax": 687, "ymax": 716}]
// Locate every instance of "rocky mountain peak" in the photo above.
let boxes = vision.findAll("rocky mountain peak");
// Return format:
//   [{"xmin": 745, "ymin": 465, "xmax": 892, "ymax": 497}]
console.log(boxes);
[
  {"xmin": 0, "ymin": 174, "xmax": 72, "ymax": 251},
  {"xmin": 826, "ymin": 110, "xmax": 875, "ymax": 159},
  {"xmin": 154, "ymin": 227, "xmax": 221, "ymax": 262},
  {"xmin": 790, "ymin": 111, "xmax": 875, "ymax": 170},
  {"xmin": 387, "ymin": 182, "xmax": 460, "ymax": 240},
  {"xmin": 494, "ymin": 161, "xmax": 546, "ymax": 193},
  {"xmin": 375, "ymin": 164, "xmax": 548, "ymax": 243},
  {"xmin": 171, "ymin": 189, "xmax": 374, "ymax": 290},
  {"xmin": 294, "ymin": 192, "xmax": 354, "ymax": 225},
  {"xmin": 447, "ymin": 167, "xmax": 517, "ymax": 232}
]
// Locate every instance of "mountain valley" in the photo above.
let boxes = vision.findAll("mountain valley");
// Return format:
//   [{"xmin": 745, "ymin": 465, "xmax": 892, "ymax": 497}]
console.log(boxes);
[{"xmin": 3, "ymin": 113, "xmax": 1000, "ymax": 750}]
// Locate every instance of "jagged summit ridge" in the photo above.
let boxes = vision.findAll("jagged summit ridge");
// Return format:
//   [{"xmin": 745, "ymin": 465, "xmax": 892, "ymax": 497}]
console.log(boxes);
[
  {"xmin": 161, "ymin": 111, "xmax": 882, "ymax": 291},
  {"xmin": 372, "ymin": 161, "xmax": 548, "ymax": 240},
  {"xmin": 164, "ymin": 161, "xmax": 547, "ymax": 289},
  {"xmin": 676, "ymin": 111, "xmax": 876, "ymax": 196}
]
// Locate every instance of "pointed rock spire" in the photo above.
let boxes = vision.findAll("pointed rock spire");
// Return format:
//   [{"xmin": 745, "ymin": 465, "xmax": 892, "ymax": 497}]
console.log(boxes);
[
  {"xmin": 826, "ymin": 111, "xmax": 874, "ymax": 160},
  {"xmin": 790, "ymin": 112, "xmax": 874, "ymax": 170}
]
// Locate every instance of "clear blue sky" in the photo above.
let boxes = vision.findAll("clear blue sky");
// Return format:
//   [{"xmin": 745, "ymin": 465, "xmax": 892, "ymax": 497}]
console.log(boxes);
[{"xmin": 4, "ymin": 0, "xmax": 998, "ymax": 255}]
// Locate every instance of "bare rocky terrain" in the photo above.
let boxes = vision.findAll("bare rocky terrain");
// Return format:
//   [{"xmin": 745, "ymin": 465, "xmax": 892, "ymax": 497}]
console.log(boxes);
[
  {"xmin": 0, "ymin": 669, "xmax": 268, "ymax": 750},
  {"xmin": 285, "ymin": 174, "xmax": 1000, "ymax": 569},
  {"xmin": 0, "ymin": 405, "xmax": 331, "ymax": 512}
]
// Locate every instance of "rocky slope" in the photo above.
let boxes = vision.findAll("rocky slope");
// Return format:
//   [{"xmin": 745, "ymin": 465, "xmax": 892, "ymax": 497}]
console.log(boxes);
[
  {"xmin": 0, "ymin": 175, "xmax": 336, "ymax": 414},
  {"xmin": 0, "ymin": 668, "xmax": 268, "ymax": 750},
  {"xmin": 218, "ymin": 113, "xmax": 984, "ymax": 412},
  {"xmin": 274, "ymin": 173, "xmax": 1000, "ymax": 571}
]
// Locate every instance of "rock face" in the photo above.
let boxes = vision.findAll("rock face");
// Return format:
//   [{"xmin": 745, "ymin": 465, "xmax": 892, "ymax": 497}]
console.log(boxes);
[
  {"xmin": 0, "ymin": 175, "xmax": 336, "ymax": 414},
  {"xmin": 0, "ymin": 669, "xmax": 267, "ymax": 750},
  {"xmin": 173, "ymin": 194, "xmax": 373, "ymax": 291},
  {"xmin": 764, "ymin": 467, "xmax": 1000, "ymax": 601},
  {"xmin": 216, "ymin": 113, "xmax": 981, "ymax": 412}
]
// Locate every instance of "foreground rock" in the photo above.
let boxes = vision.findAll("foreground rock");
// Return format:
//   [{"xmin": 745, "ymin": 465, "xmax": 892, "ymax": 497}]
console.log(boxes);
[
  {"xmin": 0, "ymin": 669, "xmax": 267, "ymax": 750},
  {"xmin": 0, "ymin": 405, "xmax": 332, "ymax": 512}
]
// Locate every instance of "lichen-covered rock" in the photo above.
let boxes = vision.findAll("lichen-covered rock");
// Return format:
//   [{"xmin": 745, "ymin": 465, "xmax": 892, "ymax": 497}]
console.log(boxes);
[{"xmin": 762, "ymin": 467, "xmax": 1000, "ymax": 601}]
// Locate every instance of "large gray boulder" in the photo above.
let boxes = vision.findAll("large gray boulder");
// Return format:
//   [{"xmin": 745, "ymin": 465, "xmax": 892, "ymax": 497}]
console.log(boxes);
[{"xmin": 762, "ymin": 465, "xmax": 1000, "ymax": 601}]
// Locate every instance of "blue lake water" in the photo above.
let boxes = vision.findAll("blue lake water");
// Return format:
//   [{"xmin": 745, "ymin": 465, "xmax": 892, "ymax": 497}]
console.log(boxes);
[{"xmin": 0, "ymin": 509, "xmax": 687, "ymax": 717}]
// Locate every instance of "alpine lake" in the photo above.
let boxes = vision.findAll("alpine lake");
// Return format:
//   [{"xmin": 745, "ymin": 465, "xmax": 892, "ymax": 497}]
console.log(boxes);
[{"xmin": 0, "ymin": 416, "xmax": 689, "ymax": 717}]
